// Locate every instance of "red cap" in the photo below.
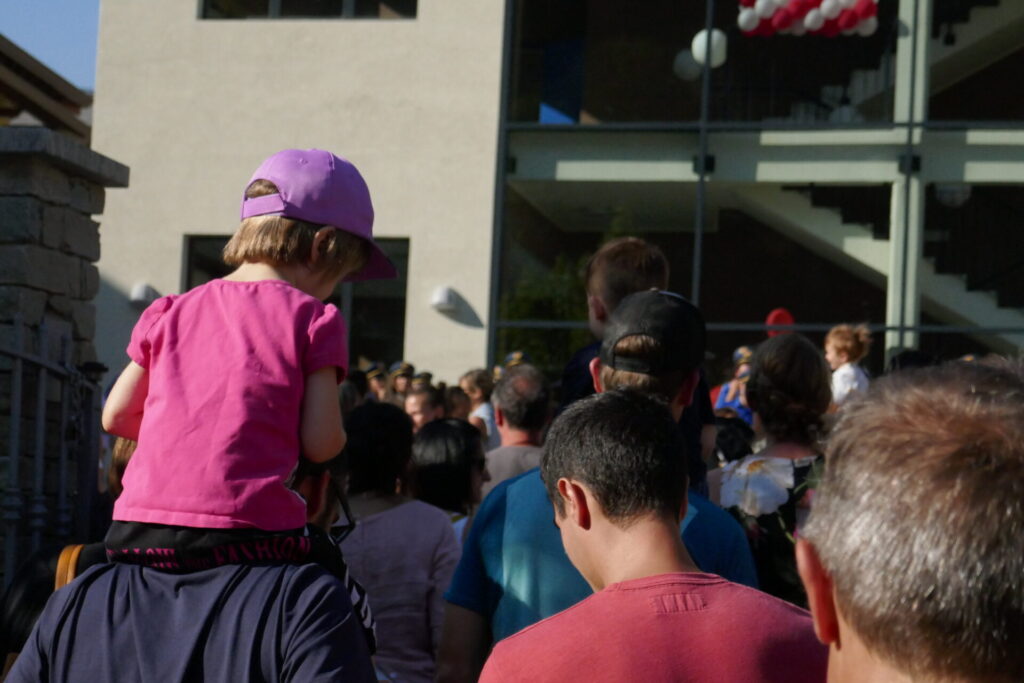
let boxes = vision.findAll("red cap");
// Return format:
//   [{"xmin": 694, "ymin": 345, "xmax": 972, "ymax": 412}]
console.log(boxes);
[{"xmin": 765, "ymin": 308, "xmax": 794, "ymax": 337}]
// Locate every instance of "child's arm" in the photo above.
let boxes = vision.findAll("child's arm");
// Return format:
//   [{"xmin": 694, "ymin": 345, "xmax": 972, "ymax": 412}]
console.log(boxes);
[
  {"xmin": 301, "ymin": 366, "xmax": 347, "ymax": 463},
  {"xmin": 101, "ymin": 361, "xmax": 149, "ymax": 440}
]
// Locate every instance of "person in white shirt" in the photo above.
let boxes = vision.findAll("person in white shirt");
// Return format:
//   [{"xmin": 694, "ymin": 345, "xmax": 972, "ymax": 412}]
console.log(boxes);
[{"xmin": 824, "ymin": 324, "xmax": 871, "ymax": 407}]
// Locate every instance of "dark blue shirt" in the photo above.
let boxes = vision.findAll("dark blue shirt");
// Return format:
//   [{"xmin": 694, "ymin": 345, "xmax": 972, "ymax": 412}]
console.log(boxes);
[{"xmin": 8, "ymin": 563, "xmax": 375, "ymax": 683}]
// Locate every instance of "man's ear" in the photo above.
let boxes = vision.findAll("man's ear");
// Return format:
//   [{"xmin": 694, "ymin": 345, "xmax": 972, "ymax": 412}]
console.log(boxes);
[
  {"xmin": 556, "ymin": 478, "xmax": 591, "ymax": 530},
  {"xmin": 671, "ymin": 370, "xmax": 701, "ymax": 410},
  {"xmin": 589, "ymin": 356, "xmax": 604, "ymax": 394},
  {"xmin": 587, "ymin": 294, "xmax": 607, "ymax": 324},
  {"xmin": 494, "ymin": 406, "xmax": 506, "ymax": 428},
  {"xmin": 796, "ymin": 539, "xmax": 840, "ymax": 646}
]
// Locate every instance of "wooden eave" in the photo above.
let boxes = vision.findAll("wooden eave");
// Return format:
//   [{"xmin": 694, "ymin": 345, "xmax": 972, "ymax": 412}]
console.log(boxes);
[{"xmin": 0, "ymin": 33, "xmax": 91, "ymax": 143}]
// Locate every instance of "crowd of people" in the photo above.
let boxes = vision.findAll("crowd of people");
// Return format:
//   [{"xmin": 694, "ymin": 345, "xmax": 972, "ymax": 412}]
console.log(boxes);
[{"xmin": 2, "ymin": 149, "xmax": 1021, "ymax": 683}]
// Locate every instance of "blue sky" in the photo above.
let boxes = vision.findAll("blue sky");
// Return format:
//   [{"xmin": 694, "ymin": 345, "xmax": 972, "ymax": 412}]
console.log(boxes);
[{"xmin": 1, "ymin": 0, "xmax": 100, "ymax": 91}]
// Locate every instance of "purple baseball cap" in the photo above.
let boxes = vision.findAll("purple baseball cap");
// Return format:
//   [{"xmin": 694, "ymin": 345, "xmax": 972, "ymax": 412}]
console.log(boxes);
[{"xmin": 240, "ymin": 149, "xmax": 396, "ymax": 282}]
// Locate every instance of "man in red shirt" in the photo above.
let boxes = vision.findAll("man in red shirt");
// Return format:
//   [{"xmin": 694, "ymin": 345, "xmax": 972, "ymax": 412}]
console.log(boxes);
[{"xmin": 479, "ymin": 389, "xmax": 826, "ymax": 683}]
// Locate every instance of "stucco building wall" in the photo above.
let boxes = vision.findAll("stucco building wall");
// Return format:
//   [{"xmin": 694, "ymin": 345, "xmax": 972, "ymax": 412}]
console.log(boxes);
[{"xmin": 92, "ymin": 1, "xmax": 505, "ymax": 383}]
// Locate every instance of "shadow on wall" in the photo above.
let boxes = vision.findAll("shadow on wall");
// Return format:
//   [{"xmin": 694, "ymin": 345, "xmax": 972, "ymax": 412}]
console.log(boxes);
[
  {"xmin": 435, "ymin": 288, "xmax": 484, "ymax": 328},
  {"xmin": 93, "ymin": 277, "xmax": 140, "ymax": 393}
]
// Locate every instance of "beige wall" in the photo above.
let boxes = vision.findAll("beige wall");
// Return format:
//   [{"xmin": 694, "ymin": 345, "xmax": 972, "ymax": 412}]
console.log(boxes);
[{"xmin": 92, "ymin": 0, "xmax": 504, "ymax": 385}]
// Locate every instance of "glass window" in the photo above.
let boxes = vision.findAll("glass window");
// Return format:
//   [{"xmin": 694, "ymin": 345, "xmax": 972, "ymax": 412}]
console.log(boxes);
[
  {"xmin": 495, "ymin": 326, "xmax": 593, "ymax": 395},
  {"xmin": 498, "ymin": 177, "xmax": 696, "ymax": 323},
  {"xmin": 929, "ymin": 47, "xmax": 1024, "ymax": 123},
  {"xmin": 507, "ymin": 0, "xmax": 895, "ymax": 125},
  {"xmin": 202, "ymin": 0, "xmax": 270, "ymax": 19},
  {"xmin": 200, "ymin": 0, "xmax": 416, "ymax": 19},
  {"xmin": 346, "ymin": 238, "xmax": 409, "ymax": 368},
  {"xmin": 924, "ymin": 183, "xmax": 1024, "ymax": 311},
  {"xmin": 279, "ymin": 0, "xmax": 345, "ymax": 17},
  {"xmin": 185, "ymin": 236, "xmax": 232, "ymax": 287},
  {"xmin": 496, "ymin": 177, "xmax": 893, "ymax": 384}
]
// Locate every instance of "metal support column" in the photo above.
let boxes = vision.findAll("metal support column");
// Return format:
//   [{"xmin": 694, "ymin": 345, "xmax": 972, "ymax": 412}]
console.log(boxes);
[
  {"xmin": 885, "ymin": 0, "xmax": 932, "ymax": 359},
  {"xmin": 28, "ymin": 320, "xmax": 50, "ymax": 551},
  {"xmin": 2, "ymin": 315, "xmax": 25, "ymax": 587}
]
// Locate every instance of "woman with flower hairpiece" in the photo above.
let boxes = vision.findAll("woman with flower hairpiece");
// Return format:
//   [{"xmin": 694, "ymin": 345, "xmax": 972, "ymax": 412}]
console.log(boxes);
[{"xmin": 708, "ymin": 333, "xmax": 831, "ymax": 607}]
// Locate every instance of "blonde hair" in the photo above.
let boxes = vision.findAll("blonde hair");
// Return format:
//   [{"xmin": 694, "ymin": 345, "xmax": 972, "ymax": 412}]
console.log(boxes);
[
  {"xmin": 223, "ymin": 179, "xmax": 371, "ymax": 281},
  {"xmin": 108, "ymin": 437, "xmax": 137, "ymax": 499},
  {"xmin": 598, "ymin": 334, "xmax": 689, "ymax": 403},
  {"xmin": 826, "ymin": 323, "xmax": 872, "ymax": 364},
  {"xmin": 460, "ymin": 368, "xmax": 495, "ymax": 402}
]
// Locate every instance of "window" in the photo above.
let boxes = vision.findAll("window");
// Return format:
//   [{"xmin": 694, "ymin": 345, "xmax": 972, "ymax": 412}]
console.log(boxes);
[{"xmin": 201, "ymin": 0, "xmax": 416, "ymax": 19}]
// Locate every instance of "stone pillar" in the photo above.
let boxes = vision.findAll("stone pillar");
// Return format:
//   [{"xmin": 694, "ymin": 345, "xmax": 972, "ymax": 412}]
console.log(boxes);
[
  {"xmin": 0, "ymin": 128, "xmax": 129, "ymax": 363},
  {"xmin": 0, "ymin": 127, "xmax": 128, "ymax": 579}
]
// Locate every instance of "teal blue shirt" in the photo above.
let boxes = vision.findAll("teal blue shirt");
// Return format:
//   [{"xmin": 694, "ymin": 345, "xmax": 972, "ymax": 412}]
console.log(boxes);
[{"xmin": 444, "ymin": 468, "xmax": 757, "ymax": 642}]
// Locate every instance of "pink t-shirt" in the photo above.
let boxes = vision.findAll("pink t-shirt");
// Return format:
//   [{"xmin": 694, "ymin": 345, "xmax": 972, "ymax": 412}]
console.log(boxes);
[
  {"xmin": 113, "ymin": 279, "xmax": 348, "ymax": 531},
  {"xmin": 480, "ymin": 572, "xmax": 827, "ymax": 683}
]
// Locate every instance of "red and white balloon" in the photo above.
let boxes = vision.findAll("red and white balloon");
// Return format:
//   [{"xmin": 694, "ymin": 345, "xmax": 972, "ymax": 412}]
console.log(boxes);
[{"xmin": 737, "ymin": 0, "xmax": 879, "ymax": 37}]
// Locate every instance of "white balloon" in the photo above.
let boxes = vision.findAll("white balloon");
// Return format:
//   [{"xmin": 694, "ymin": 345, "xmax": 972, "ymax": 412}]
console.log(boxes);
[
  {"xmin": 790, "ymin": 21, "xmax": 807, "ymax": 35},
  {"xmin": 838, "ymin": 0, "xmax": 857, "ymax": 7},
  {"xmin": 672, "ymin": 49, "xmax": 702, "ymax": 81},
  {"xmin": 772, "ymin": 0, "xmax": 790, "ymax": 8},
  {"xmin": 821, "ymin": 0, "xmax": 841, "ymax": 20},
  {"xmin": 691, "ymin": 29, "xmax": 728, "ymax": 69},
  {"xmin": 754, "ymin": 0, "xmax": 776, "ymax": 19},
  {"xmin": 804, "ymin": 8, "xmax": 825, "ymax": 31},
  {"xmin": 737, "ymin": 8, "xmax": 760, "ymax": 32},
  {"xmin": 857, "ymin": 16, "xmax": 878, "ymax": 36}
]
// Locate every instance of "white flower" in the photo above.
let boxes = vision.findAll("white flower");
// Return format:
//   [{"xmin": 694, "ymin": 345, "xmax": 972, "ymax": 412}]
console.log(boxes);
[{"xmin": 720, "ymin": 456, "xmax": 795, "ymax": 517}]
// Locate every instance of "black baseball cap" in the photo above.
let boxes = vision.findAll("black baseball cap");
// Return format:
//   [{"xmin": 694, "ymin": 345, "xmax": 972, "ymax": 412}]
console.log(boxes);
[{"xmin": 599, "ymin": 290, "xmax": 706, "ymax": 375}]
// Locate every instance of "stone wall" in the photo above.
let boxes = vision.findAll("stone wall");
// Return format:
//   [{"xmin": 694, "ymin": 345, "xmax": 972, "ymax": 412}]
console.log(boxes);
[{"xmin": 0, "ymin": 128, "xmax": 127, "ymax": 364}]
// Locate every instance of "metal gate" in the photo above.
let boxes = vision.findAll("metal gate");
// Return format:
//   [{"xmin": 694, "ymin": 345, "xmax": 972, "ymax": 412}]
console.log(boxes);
[{"xmin": 1, "ymin": 314, "xmax": 103, "ymax": 588}]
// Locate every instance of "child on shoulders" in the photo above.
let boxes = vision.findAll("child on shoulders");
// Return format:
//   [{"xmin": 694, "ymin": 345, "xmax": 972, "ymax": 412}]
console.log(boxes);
[{"xmin": 102, "ymin": 148, "xmax": 395, "ymax": 572}]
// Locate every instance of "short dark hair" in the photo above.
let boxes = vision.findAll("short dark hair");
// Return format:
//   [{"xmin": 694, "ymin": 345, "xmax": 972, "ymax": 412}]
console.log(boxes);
[
  {"xmin": 411, "ymin": 419, "xmax": 484, "ymax": 514},
  {"xmin": 407, "ymin": 385, "xmax": 443, "ymax": 411},
  {"xmin": 343, "ymin": 402, "xmax": 414, "ymax": 496},
  {"xmin": 542, "ymin": 389, "xmax": 687, "ymax": 524},
  {"xmin": 584, "ymin": 237, "xmax": 669, "ymax": 312},
  {"xmin": 492, "ymin": 364, "xmax": 550, "ymax": 431},
  {"xmin": 443, "ymin": 385, "xmax": 470, "ymax": 416},
  {"xmin": 745, "ymin": 333, "xmax": 831, "ymax": 447},
  {"xmin": 802, "ymin": 361, "xmax": 1024, "ymax": 682}
]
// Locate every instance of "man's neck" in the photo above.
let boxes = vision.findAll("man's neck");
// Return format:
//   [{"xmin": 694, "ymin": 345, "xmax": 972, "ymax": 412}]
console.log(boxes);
[
  {"xmin": 588, "ymin": 516, "xmax": 700, "ymax": 591},
  {"xmin": 498, "ymin": 428, "xmax": 541, "ymax": 448},
  {"xmin": 827, "ymin": 628, "xmax": 916, "ymax": 683}
]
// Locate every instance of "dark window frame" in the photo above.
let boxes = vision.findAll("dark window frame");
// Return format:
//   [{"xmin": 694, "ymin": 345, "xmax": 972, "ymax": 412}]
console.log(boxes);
[{"xmin": 198, "ymin": 0, "xmax": 417, "ymax": 20}]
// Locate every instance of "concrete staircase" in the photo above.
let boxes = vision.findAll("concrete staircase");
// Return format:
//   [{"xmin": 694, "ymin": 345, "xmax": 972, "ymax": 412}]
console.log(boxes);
[
  {"xmin": 784, "ymin": 0, "xmax": 1024, "ymax": 123},
  {"xmin": 728, "ymin": 184, "xmax": 1024, "ymax": 352}
]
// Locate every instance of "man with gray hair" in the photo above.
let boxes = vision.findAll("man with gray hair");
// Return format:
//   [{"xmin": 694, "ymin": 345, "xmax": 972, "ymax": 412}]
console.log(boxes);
[
  {"xmin": 482, "ymin": 364, "xmax": 550, "ymax": 496},
  {"xmin": 797, "ymin": 360, "xmax": 1024, "ymax": 683}
]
